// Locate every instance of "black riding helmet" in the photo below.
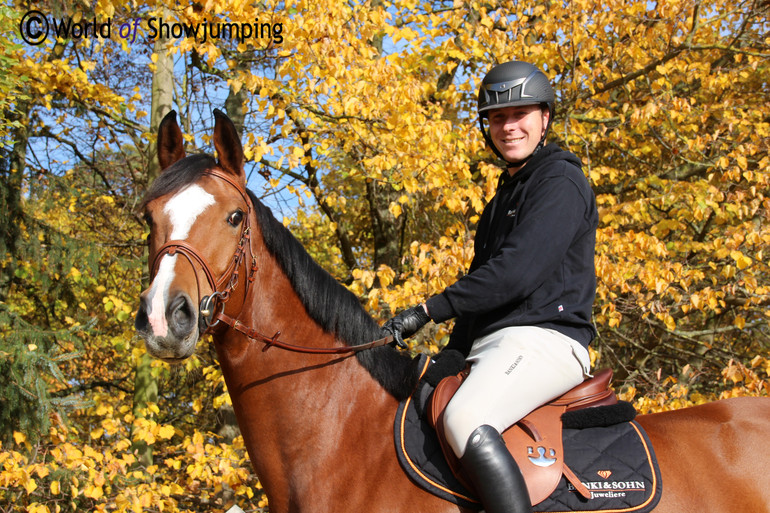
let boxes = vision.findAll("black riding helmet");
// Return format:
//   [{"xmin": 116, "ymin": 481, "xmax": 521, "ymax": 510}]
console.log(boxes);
[{"xmin": 478, "ymin": 61, "xmax": 555, "ymax": 164}]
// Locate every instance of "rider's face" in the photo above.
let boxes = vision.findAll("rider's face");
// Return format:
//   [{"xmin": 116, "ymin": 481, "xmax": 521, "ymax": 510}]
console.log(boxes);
[{"xmin": 488, "ymin": 105, "xmax": 549, "ymax": 169}]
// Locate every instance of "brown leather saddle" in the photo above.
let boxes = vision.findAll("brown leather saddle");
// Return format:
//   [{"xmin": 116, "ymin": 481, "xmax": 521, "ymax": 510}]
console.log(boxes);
[{"xmin": 428, "ymin": 367, "xmax": 618, "ymax": 505}]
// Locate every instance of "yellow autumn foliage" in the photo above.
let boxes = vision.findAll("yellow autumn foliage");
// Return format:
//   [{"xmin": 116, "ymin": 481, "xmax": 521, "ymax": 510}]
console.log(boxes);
[{"xmin": 1, "ymin": 0, "xmax": 768, "ymax": 511}]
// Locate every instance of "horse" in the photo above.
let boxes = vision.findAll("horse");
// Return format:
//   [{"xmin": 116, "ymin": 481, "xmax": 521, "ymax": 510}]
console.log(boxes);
[{"xmin": 135, "ymin": 109, "xmax": 770, "ymax": 513}]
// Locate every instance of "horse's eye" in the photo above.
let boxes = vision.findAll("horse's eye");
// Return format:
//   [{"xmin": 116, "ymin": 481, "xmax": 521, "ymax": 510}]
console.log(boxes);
[
  {"xmin": 227, "ymin": 210, "xmax": 244, "ymax": 227},
  {"xmin": 143, "ymin": 213, "xmax": 153, "ymax": 228}
]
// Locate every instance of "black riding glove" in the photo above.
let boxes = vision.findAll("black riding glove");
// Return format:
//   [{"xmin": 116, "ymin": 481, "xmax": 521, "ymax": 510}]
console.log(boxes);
[{"xmin": 383, "ymin": 305, "xmax": 431, "ymax": 349}]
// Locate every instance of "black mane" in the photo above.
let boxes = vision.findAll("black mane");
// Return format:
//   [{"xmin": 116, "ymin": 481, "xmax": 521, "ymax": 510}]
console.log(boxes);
[
  {"xmin": 141, "ymin": 153, "xmax": 421, "ymax": 400},
  {"xmin": 250, "ymin": 191, "xmax": 422, "ymax": 400}
]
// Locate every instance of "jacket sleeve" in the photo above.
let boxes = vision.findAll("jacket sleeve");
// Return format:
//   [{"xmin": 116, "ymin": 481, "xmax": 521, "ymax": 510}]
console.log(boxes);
[{"xmin": 426, "ymin": 171, "xmax": 592, "ymax": 323}]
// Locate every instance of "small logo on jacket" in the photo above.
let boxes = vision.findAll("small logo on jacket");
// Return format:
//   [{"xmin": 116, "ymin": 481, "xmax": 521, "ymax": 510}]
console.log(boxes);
[
  {"xmin": 558, "ymin": 305, "xmax": 564, "ymax": 312},
  {"xmin": 506, "ymin": 208, "xmax": 516, "ymax": 217}
]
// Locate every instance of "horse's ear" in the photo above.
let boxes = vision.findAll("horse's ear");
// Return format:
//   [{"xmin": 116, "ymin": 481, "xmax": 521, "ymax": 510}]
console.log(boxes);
[
  {"xmin": 157, "ymin": 111, "xmax": 186, "ymax": 171},
  {"xmin": 213, "ymin": 109, "xmax": 245, "ymax": 180}
]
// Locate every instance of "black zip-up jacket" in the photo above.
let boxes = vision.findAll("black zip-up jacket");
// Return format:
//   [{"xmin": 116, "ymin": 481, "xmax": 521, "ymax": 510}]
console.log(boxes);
[{"xmin": 425, "ymin": 144, "xmax": 598, "ymax": 354}]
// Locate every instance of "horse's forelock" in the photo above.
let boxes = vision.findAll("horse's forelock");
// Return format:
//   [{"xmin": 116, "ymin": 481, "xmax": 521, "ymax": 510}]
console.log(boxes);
[{"xmin": 140, "ymin": 154, "xmax": 217, "ymax": 210}]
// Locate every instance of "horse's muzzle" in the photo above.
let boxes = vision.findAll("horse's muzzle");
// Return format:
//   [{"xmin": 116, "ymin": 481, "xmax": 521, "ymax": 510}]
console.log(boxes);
[{"xmin": 135, "ymin": 291, "xmax": 200, "ymax": 361}]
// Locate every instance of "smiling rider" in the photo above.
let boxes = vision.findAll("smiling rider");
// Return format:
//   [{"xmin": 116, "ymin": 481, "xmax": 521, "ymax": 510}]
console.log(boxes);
[{"xmin": 384, "ymin": 61, "xmax": 599, "ymax": 513}]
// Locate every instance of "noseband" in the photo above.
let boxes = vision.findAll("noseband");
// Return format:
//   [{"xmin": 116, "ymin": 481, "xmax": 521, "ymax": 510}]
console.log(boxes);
[{"xmin": 148, "ymin": 169, "xmax": 393, "ymax": 354}]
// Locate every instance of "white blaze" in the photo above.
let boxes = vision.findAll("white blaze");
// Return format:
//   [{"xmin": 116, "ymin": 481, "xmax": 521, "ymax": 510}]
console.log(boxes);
[{"xmin": 146, "ymin": 184, "xmax": 216, "ymax": 337}]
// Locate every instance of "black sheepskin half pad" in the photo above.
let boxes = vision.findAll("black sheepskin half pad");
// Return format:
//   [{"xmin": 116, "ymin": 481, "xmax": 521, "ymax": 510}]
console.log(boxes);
[{"xmin": 422, "ymin": 349, "xmax": 467, "ymax": 387}]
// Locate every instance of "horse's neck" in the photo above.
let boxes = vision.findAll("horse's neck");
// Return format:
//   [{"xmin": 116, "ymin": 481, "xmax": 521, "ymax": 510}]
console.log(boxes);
[{"xmin": 213, "ymin": 248, "xmax": 397, "ymax": 510}]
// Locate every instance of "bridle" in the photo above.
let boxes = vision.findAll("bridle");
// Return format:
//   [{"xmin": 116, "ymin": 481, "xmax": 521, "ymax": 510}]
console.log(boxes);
[
  {"xmin": 149, "ymin": 168, "xmax": 393, "ymax": 355},
  {"xmin": 150, "ymin": 169, "xmax": 257, "ymax": 333}
]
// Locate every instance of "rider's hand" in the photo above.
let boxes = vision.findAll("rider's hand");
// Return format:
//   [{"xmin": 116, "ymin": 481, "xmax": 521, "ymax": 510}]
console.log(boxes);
[{"xmin": 383, "ymin": 305, "xmax": 431, "ymax": 349}]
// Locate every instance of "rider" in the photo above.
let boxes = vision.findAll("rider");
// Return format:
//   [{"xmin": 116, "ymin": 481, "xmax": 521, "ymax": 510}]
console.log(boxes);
[{"xmin": 384, "ymin": 61, "xmax": 598, "ymax": 513}]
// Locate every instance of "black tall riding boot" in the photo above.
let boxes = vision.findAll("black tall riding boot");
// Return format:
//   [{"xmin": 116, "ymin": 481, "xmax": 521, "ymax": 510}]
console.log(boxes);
[{"xmin": 460, "ymin": 424, "xmax": 533, "ymax": 513}]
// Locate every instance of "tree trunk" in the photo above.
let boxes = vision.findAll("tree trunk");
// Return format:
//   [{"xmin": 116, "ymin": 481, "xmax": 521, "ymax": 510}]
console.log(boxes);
[
  {"xmin": 0, "ymin": 101, "xmax": 29, "ymax": 301},
  {"xmin": 132, "ymin": 26, "xmax": 174, "ymax": 468}
]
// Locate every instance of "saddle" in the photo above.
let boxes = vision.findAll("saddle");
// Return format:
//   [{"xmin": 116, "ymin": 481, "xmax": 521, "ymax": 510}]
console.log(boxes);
[{"xmin": 428, "ymin": 367, "xmax": 618, "ymax": 505}]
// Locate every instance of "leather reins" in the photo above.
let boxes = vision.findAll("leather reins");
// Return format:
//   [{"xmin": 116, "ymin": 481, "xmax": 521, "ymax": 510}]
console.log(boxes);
[{"xmin": 149, "ymin": 168, "xmax": 393, "ymax": 354}]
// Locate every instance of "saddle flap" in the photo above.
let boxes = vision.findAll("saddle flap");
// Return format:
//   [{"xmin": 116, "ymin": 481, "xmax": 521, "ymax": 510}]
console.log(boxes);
[
  {"xmin": 428, "ymin": 366, "xmax": 468, "ymax": 430},
  {"xmin": 431, "ymin": 387, "xmax": 567, "ymax": 504},
  {"xmin": 505, "ymin": 404, "xmax": 567, "ymax": 504}
]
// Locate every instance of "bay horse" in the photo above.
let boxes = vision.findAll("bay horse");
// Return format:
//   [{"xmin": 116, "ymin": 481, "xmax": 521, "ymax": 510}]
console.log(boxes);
[{"xmin": 135, "ymin": 109, "xmax": 770, "ymax": 513}]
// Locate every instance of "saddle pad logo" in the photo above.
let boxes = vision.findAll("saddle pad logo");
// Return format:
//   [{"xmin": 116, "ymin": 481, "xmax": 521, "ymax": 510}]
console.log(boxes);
[
  {"xmin": 568, "ymin": 479, "xmax": 647, "ymax": 499},
  {"xmin": 598, "ymin": 470, "xmax": 612, "ymax": 479}
]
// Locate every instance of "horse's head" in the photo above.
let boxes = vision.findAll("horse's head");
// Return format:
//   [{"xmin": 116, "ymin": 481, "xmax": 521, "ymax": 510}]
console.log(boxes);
[{"xmin": 135, "ymin": 110, "xmax": 253, "ymax": 363}]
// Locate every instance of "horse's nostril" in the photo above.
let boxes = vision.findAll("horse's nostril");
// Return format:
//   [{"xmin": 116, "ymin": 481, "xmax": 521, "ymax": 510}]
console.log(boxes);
[
  {"xmin": 168, "ymin": 293, "xmax": 196, "ymax": 338},
  {"xmin": 135, "ymin": 297, "xmax": 150, "ymax": 333}
]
